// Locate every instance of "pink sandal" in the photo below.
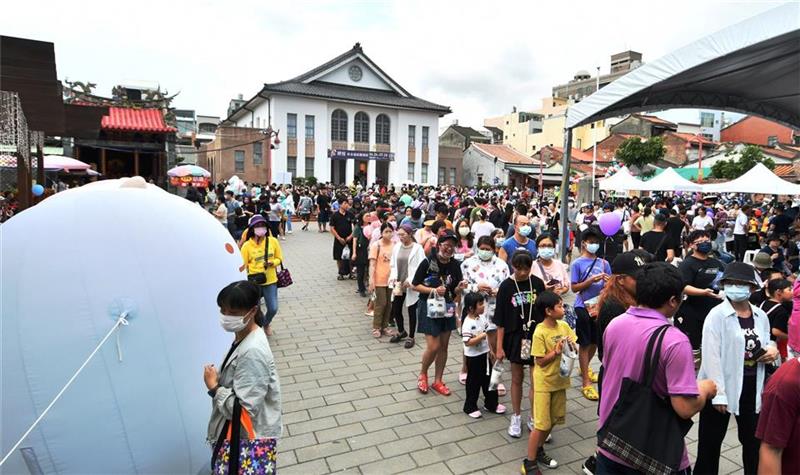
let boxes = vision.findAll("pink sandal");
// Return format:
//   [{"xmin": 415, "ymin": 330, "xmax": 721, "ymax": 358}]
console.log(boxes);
[{"xmin": 417, "ymin": 374, "xmax": 429, "ymax": 394}]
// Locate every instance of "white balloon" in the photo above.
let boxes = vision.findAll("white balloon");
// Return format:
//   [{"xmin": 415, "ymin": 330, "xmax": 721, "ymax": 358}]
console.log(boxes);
[{"xmin": 1, "ymin": 177, "xmax": 244, "ymax": 473}]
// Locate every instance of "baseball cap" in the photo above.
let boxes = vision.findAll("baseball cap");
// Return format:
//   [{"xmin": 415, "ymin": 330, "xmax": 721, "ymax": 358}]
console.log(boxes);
[
  {"xmin": 438, "ymin": 229, "xmax": 459, "ymax": 244},
  {"xmin": 751, "ymin": 252, "xmax": 772, "ymax": 271},
  {"xmin": 612, "ymin": 251, "xmax": 651, "ymax": 276},
  {"xmin": 720, "ymin": 262, "xmax": 759, "ymax": 286}
]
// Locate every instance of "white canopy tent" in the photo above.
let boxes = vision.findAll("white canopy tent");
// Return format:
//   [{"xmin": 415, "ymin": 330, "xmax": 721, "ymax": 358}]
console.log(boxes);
[
  {"xmin": 598, "ymin": 166, "xmax": 642, "ymax": 191},
  {"xmin": 702, "ymin": 163, "xmax": 800, "ymax": 195},
  {"xmin": 631, "ymin": 167, "xmax": 703, "ymax": 192},
  {"xmin": 556, "ymin": 3, "xmax": 800, "ymax": 259}
]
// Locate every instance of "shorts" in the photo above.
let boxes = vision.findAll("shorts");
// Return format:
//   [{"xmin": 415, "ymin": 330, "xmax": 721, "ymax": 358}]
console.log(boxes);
[
  {"xmin": 317, "ymin": 210, "xmax": 330, "ymax": 223},
  {"xmin": 533, "ymin": 389, "xmax": 566, "ymax": 432},
  {"xmin": 300, "ymin": 212, "xmax": 311, "ymax": 219},
  {"xmin": 416, "ymin": 297, "xmax": 456, "ymax": 337},
  {"xmin": 575, "ymin": 306, "xmax": 598, "ymax": 346}
]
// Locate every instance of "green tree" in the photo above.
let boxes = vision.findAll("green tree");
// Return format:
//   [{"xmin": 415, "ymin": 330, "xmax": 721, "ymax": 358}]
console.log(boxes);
[
  {"xmin": 615, "ymin": 136, "xmax": 666, "ymax": 177},
  {"xmin": 710, "ymin": 145, "xmax": 775, "ymax": 179}
]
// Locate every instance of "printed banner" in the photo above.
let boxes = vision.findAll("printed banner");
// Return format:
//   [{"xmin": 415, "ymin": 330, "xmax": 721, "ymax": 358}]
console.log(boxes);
[{"xmin": 329, "ymin": 149, "xmax": 395, "ymax": 161}]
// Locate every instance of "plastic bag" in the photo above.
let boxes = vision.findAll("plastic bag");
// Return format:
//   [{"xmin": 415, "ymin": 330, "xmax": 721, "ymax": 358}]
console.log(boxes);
[
  {"xmin": 559, "ymin": 339, "xmax": 578, "ymax": 378},
  {"xmin": 489, "ymin": 359, "xmax": 510, "ymax": 391},
  {"xmin": 427, "ymin": 292, "xmax": 447, "ymax": 319},
  {"xmin": 341, "ymin": 246, "xmax": 351, "ymax": 260}
]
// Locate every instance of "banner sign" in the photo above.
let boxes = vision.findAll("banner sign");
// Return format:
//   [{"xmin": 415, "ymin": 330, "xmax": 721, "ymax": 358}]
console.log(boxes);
[
  {"xmin": 170, "ymin": 176, "xmax": 209, "ymax": 188},
  {"xmin": 329, "ymin": 149, "xmax": 395, "ymax": 161}
]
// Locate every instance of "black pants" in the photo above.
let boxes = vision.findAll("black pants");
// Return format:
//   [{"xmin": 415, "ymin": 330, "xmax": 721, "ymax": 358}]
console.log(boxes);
[
  {"xmin": 463, "ymin": 353, "xmax": 498, "ymax": 413},
  {"xmin": 734, "ymin": 234, "xmax": 748, "ymax": 262},
  {"xmin": 391, "ymin": 291, "xmax": 417, "ymax": 337},
  {"xmin": 355, "ymin": 263, "xmax": 367, "ymax": 292},
  {"xmin": 695, "ymin": 376, "xmax": 760, "ymax": 475},
  {"xmin": 268, "ymin": 220, "xmax": 281, "ymax": 239},
  {"xmin": 336, "ymin": 259, "xmax": 351, "ymax": 276},
  {"xmin": 630, "ymin": 231, "xmax": 641, "ymax": 249}
]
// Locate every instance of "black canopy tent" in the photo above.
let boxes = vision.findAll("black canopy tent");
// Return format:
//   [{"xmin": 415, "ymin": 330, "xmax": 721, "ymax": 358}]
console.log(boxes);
[{"xmin": 557, "ymin": 3, "xmax": 800, "ymax": 260}]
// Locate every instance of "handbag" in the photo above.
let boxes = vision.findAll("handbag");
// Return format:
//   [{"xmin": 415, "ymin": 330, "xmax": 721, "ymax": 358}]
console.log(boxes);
[
  {"xmin": 277, "ymin": 265, "xmax": 293, "ymax": 288},
  {"xmin": 597, "ymin": 325, "xmax": 693, "ymax": 475},
  {"xmin": 247, "ymin": 236, "xmax": 269, "ymax": 285},
  {"xmin": 514, "ymin": 276, "xmax": 535, "ymax": 360},
  {"xmin": 427, "ymin": 291, "xmax": 447, "ymax": 319},
  {"xmin": 210, "ymin": 397, "xmax": 277, "ymax": 475}
]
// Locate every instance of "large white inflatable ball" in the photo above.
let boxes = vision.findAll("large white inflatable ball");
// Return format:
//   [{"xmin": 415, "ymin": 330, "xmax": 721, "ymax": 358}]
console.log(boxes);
[{"xmin": 1, "ymin": 177, "xmax": 244, "ymax": 474}]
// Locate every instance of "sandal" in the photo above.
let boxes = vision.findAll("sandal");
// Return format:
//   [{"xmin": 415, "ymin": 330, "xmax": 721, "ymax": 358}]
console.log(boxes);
[
  {"xmin": 337, "ymin": 275, "xmax": 346, "ymax": 281},
  {"xmin": 582, "ymin": 385, "xmax": 599, "ymax": 401},
  {"xmin": 372, "ymin": 329, "xmax": 382, "ymax": 339},
  {"xmin": 404, "ymin": 337, "xmax": 415, "ymax": 349},
  {"xmin": 430, "ymin": 381, "xmax": 451, "ymax": 396},
  {"xmin": 588, "ymin": 368, "xmax": 599, "ymax": 384},
  {"xmin": 417, "ymin": 374, "xmax": 429, "ymax": 394},
  {"xmin": 458, "ymin": 372, "xmax": 468, "ymax": 385},
  {"xmin": 497, "ymin": 383, "xmax": 507, "ymax": 397}
]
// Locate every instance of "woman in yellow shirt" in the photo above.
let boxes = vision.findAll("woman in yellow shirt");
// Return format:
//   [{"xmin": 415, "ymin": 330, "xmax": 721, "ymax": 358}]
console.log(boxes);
[{"xmin": 240, "ymin": 215, "xmax": 284, "ymax": 336}]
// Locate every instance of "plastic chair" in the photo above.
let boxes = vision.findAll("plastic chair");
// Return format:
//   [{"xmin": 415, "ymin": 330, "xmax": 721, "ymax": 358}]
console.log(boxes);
[{"xmin": 743, "ymin": 250, "xmax": 757, "ymax": 265}]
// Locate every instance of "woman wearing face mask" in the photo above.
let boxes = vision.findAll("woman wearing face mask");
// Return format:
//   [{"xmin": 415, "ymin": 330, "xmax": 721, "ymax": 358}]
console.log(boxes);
[
  {"xmin": 530, "ymin": 234, "xmax": 570, "ymax": 297},
  {"xmin": 695, "ymin": 262, "xmax": 780, "ymax": 475},
  {"xmin": 454, "ymin": 219, "xmax": 475, "ymax": 261},
  {"xmin": 492, "ymin": 228, "xmax": 506, "ymax": 252},
  {"xmin": 388, "ymin": 224, "xmax": 425, "ymax": 348},
  {"xmin": 241, "ymin": 215, "xmax": 283, "ymax": 336},
  {"xmin": 675, "ymin": 230, "xmax": 724, "ymax": 358},
  {"xmin": 457, "ymin": 236, "xmax": 511, "ymax": 391},
  {"xmin": 369, "ymin": 223, "xmax": 397, "ymax": 338},
  {"xmin": 205, "ymin": 281, "xmax": 282, "ymax": 474}
]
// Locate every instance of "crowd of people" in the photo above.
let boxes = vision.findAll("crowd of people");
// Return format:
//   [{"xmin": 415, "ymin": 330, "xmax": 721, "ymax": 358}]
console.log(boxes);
[{"xmin": 202, "ymin": 178, "xmax": 799, "ymax": 475}]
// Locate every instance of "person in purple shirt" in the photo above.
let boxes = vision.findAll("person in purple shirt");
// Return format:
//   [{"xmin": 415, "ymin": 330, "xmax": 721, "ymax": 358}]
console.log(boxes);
[
  {"xmin": 570, "ymin": 227, "xmax": 611, "ymax": 401},
  {"xmin": 595, "ymin": 262, "xmax": 717, "ymax": 474}
]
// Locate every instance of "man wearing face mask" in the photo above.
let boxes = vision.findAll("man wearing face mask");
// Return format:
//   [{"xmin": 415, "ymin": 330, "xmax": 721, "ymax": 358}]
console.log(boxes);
[
  {"xmin": 675, "ymin": 230, "xmax": 724, "ymax": 358},
  {"xmin": 498, "ymin": 214, "xmax": 538, "ymax": 271}
]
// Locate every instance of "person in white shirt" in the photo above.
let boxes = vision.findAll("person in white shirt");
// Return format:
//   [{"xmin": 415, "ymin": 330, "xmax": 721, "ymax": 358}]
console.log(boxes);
[
  {"xmin": 471, "ymin": 209, "xmax": 496, "ymax": 243},
  {"xmin": 461, "ymin": 292, "xmax": 506, "ymax": 418},
  {"xmin": 733, "ymin": 205, "xmax": 751, "ymax": 261},
  {"xmin": 692, "ymin": 207, "xmax": 714, "ymax": 231}
]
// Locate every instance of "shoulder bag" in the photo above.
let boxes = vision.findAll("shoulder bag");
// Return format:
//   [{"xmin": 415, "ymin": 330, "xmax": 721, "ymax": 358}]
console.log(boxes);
[
  {"xmin": 597, "ymin": 325, "xmax": 693, "ymax": 475},
  {"xmin": 246, "ymin": 238, "xmax": 268, "ymax": 285}
]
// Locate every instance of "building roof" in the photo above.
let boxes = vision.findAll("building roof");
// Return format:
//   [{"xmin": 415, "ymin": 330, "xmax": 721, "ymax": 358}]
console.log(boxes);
[
  {"xmin": 666, "ymin": 132, "xmax": 717, "ymax": 145},
  {"xmin": 543, "ymin": 146, "xmax": 597, "ymax": 163},
  {"xmin": 448, "ymin": 124, "xmax": 487, "ymax": 139},
  {"xmin": 226, "ymin": 43, "xmax": 450, "ymax": 122},
  {"xmin": 260, "ymin": 81, "xmax": 450, "ymax": 114},
  {"xmin": 720, "ymin": 115, "xmax": 799, "ymax": 146},
  {"xmin": 636, "ymin": 114, "xmax": 677, "ymax": 127},
  {"xmin": 101, "ymin": 107, "xmax": 176, "ymax": 133},
  {"xmin": 772, "ymin": 164, "xmax": 795, "ymax": 178},
  {"xmin": 760, "ymin": 146, "xmax": 798, "ymax": 160},
  {"xmin": 471, "ymin": 143, "xmax": 540, "ymax": 165}
]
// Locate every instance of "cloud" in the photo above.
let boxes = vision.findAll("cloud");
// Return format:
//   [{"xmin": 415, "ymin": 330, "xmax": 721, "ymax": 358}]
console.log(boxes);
[{"xmin": 4, "ymin": 0, "xmax": 780, "ymax": 130}]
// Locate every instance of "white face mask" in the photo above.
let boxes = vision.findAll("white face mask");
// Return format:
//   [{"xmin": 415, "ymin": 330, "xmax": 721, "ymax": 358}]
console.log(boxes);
[{"xmin": 219, "ymin": 309, "xmax": 254, "ymax": 333}]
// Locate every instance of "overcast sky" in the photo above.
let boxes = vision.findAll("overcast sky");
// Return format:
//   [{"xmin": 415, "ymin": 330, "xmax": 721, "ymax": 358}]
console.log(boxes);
[{"xmin": 4, "ymin": 0, "xmax": 786, "ymax": 130}]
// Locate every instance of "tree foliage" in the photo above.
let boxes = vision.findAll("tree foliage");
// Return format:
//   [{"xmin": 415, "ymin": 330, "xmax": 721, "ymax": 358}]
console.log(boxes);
[
  {"xmin": 615, "ymin": 136, "xmax": 666, "ymax": 174},
  {"xmin": 710, "ymin": 145, "xmax": 775, "ymax": 179}
]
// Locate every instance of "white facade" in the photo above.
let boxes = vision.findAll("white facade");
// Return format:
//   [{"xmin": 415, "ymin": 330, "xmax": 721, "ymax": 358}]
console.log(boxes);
[
  {"xmin": 462, "ymin": 147, "xmax": 511, "ymax": 187},
  {"xmin": 226, "ymin": 44, "xmax": 449, "ymax": 186}
]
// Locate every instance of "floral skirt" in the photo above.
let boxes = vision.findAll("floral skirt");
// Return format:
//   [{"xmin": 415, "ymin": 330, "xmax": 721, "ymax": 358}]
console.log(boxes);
[{"xmin": 213, "ymin": 438, "xmax": 277, "ymax": 474}]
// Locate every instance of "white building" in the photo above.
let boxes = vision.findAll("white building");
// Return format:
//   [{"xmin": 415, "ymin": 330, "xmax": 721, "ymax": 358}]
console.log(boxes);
[{"xmin": 223, "ymin": 43, "xmax": 451, "ymax": 185}]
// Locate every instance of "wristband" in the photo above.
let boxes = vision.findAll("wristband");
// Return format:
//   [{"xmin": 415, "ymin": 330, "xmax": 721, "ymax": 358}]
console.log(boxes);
[{"xmin": 207, "ymin": 385, "xmax": 220, "ymax": 398}]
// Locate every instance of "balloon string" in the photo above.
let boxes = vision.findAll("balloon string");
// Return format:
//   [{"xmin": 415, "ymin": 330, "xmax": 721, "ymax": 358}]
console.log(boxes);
[{"xmin": 0, "ymin": 314, "xmax": 130, "ymax": 467}]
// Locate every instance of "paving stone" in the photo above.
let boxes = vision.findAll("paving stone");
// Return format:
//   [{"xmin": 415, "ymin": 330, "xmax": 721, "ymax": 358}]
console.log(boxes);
[
  {"xmin": 295, "ymin": 440, "xmax": 351, "ymax": 461},
  {"xmin": 379, "ymin": 399, "xmax": 425, "ymax": 416},
  {"xmin": 308, "ymin": 401, "xmax": 354, "ymax": 419},
  {"xmin": 282, "ymin": 409, "xmax": 310, "ymax": 425},
  {"xmin": 425, "ymin": 425, "xmax": 476, "ymax": 446},
  {"xmin": 279, "ymin": 449, "xmax": 297, "ymax": 467},
  {"xmin": 280, "ymin": 458, "xmax": 329, "ymax": 475},
  {"xmin": 446, "ymin": 450, "xmax": 501, "ymax": 474},
  {"xmin": 394, "ymin": 418, "xmax": 444, "ymax": 438},
  {"xmin": 456, "ymin": 432, "xmax": 507, "ymax": 454},
  {"xmin": 287, "ymin": 415, "xmax": 337, "ymax": 436},
  {"xmin": 326, "ymin": 446, "xmax": 382, "ymax": 471},
  {"xmin": 360, "ymin": 453, "xmax": 417, "ymax": 474},
  {"xmin": 347, "ymin": 427, "xmax": 399, "ymax": 450},
  {"xmin": 404, "ymin": 461, "xmax": 452, "ymax": 475},
  {"xmin": 378, "ymin": 434, "xmax": 430, "ymax": 458},
  {"xmin": 411, "ymin": 442, "xmax": 466, "ymax": 467},
  {"xmin": 315, "ymin": 421, "xmax": 365, "ymax": 443},
  {"xmin": 335, "ymin": 406, "xmax": 383, "ymax": 425},
  {"xmin": 278, "ymin": 432, "xmax": 318, "ymax": 452},
  {"xmin": 362, "ymin": 413, "xmax": 410, "ymax": 432}
]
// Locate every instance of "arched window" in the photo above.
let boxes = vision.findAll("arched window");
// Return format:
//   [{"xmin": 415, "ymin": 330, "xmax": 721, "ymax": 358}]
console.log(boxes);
[
  {"xmin": 376, "ymin": 114, "xmax": 390, "ymax": 145},
  {"xmin": 354, "ymin": 112, "xmax": 369, "ymax": 143},
  {"xmin": 331, "ymin": 109, "xmax": 348, "ymax": 141}
]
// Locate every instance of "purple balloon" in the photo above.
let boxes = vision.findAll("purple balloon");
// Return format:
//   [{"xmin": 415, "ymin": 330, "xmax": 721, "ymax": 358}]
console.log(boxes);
[{"xmin": 598, "ymin": 212, "xmax": 622, "ymax": 236}]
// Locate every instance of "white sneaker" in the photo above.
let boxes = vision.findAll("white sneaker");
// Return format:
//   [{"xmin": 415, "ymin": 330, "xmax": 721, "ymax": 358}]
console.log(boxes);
[
  {"xmin": 508, "ymin": 414, "xmax": 522, "ymax": 438},
  {"xmin": 287, "ymin": 230, "xmax": 293, "ymax": 234}
]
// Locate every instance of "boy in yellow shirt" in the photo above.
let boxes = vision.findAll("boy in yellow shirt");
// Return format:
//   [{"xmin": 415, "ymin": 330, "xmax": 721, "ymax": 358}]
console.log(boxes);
[{"xmin": 521, "ymin": 291, "xmax": 576, "ymax": 475}]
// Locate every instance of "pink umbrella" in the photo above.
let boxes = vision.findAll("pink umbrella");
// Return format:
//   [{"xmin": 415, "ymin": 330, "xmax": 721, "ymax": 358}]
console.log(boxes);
[{"xmin": 43, "ymin": 155, "xmax": 92, "ymax": 171}]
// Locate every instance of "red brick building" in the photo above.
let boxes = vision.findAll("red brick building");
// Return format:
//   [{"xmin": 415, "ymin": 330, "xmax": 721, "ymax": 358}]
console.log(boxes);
[
  {"xmin": 585, "ymin": 131, "xmax": 716, "ymax": 167},
  {"xmin": 720, "ymin": 115, "xmax": 799, "ymax": 146},
  {"xmin": 198, "ymin": 126, "xmax": 271, "ymax": 184}
]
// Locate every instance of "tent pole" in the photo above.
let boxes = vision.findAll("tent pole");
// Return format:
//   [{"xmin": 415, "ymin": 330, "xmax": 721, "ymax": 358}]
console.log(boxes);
[{"xmin": 559, "ymin": 129, "xmax": 573, "ymax": 262}]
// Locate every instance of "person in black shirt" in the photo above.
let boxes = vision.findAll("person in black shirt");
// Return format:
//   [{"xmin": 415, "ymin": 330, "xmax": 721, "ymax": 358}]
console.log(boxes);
[
  {"xmin": 316, "ymin": 189, "xmax": 331, "ymax": 232},
  {"xmin": 665, "ymin": 208, "xmax": 688, "ymax": 258},
  {"xmin": 412, "ymin": 230, "xmax": 466, "ymax": 396},
  {"xmin": 638, "ymin": 213, "xmax": 675, "ymax": 262},
  {"xmin": 493, "ymin": 250, "xmax": 545, "ymax": 438},
  {"xmin": 768, "ymin": 204, "xmax": 792, "ymax": 236},
  {"xmin": 760, "ymin": 278, "xmax": 791, "ymax": 360},
  {"xmin": 329, "ymin": 198, "xmax": 354, "ymax": 280},
  {"xmin": 749, "ymin": 267, "xmax": 782, "ymax": 306},
  {"xmin": 676, "ymin": 230, "xmax": 725, "ymax": 352}
]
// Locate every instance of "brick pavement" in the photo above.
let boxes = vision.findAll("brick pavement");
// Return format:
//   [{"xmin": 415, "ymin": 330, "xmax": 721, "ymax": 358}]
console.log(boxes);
[{"xmin": 269, "ymin": 230, "xmax": 744, "ymax": 474}]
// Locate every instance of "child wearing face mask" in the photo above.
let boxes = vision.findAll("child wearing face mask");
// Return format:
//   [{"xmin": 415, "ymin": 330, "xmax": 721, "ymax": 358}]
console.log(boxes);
[
  {"xmin": 455, "ymin": 219, "xmax": 475, "ymax": 261},
  {"xmin": 205, "ymin": 281, "xmax": 282, "ymax": 474},
  {"xmin": 760, "ymin": 278, "xmax": 792, "ymax": 361}
]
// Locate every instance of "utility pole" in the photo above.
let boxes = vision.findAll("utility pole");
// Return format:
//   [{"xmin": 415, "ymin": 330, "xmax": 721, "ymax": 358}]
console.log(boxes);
[{"xmin": 591, "ymin": 66, "xmax": 599, "ymax": 200}]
